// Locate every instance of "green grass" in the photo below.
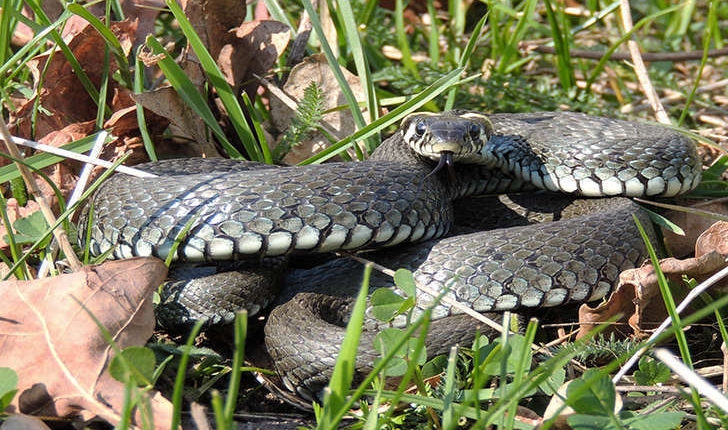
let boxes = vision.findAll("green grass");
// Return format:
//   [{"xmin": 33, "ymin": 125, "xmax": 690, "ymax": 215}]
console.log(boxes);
[{"xmin": 1, "ymin": 0, "xmax": 728, "ymax": 429}]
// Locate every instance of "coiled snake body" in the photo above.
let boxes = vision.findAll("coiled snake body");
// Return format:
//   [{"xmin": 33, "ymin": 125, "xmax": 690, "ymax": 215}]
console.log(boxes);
[{"xmin": 81, "ymin": 111, "xmax": 702, "ymax": 399}]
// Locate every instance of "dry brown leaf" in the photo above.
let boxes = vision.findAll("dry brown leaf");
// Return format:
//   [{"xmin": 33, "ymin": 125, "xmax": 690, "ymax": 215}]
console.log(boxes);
[
  {"xmin": 132, "ymin": 88, "xmax": 222, "ymax": 158},
  {"xmin": 97, "ymin": 103, "xmax": 170, "ymax": 172},
  {"xmin": 181, "ymin": 0, "xmax": 247, "ymax": 60},
  {"xmin": 662, "ymin": 199, "xmax": 728, "ymax": 257},
  {"xmin": 0, "ymin": 258, "xmax": 173, "ymax": 429},
  {"xmin": 12, "ymin": 20, "xmax": 137, "ymax": 140},
  {"xmin": 178, "ymin": 0, "xmax": 247, "ymax": 103},
  {"xmin": 223, "ymin": 20, "xmax": 291, "ymax": 98},
  {"xmin": 121, "ymin": 0, "xmax": 166, "ymax": 47},
  {"xmin": 7, "ymin": 18, "xmax": 155, "ymax": 212},
  {"xmin": 578, "ymin": 221, "xmax": 728, "ymax": 339}
]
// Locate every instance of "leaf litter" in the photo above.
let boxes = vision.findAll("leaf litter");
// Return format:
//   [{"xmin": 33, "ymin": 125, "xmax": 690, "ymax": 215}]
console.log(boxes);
[
  {"xmin": 2, "ymin": 0, "xmax": 727, "ymax": 427},
  {"xmin": 0, "ymin": 258, "xmax": 170, "ymax": 428}
]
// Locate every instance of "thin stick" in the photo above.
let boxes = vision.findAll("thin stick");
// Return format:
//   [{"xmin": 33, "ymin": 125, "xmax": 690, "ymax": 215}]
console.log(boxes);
[
  {"xmin": 613, "ymin": 262, "xmax": 728, "ymax": 383},
  {"xmin": 10, "ymin": 135, "xmax": 156, "ymax": 178},
  {"xmin": 618, "ymin": 0, "xmax": 670, "ymax": 124},
  {"xmin": 654, "ymin": 348, "xmax": 728, "ymax": 414},
  {"xmin": 526, "ymin": 44, "xmax": 728, "ymax": 62},
  {"xmin": 0, "ymin": 116, "xmax": 83, "ymax": 271}
]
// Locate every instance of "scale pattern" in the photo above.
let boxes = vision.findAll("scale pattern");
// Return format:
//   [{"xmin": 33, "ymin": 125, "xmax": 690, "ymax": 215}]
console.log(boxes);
[{"xmin": 80, "ymin": 112, "xmax": 702, "ymax": 398}]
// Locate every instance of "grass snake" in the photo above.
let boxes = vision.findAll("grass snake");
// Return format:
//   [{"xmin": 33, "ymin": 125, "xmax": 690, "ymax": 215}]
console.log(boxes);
[{"xmin": 80, "ymin": 111, "xmax": 702, "ymax": 399}]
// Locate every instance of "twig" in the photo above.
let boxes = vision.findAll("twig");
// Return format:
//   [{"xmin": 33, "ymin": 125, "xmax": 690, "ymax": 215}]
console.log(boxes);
[
  {"xmin": 10, "ymin": 135, "xmax": 156, "ymax": 178},
  {"xmin": 38, "ymin": 132, "xmax": 111, "ymax": 279},
  {"xmin": 613, "ymin": 261, "xmax": 728, "ymax": 383},
  {"xmin": 618, "ymin": 0, "xmax": 669, "ymax": 124},
  {"xmin": 654, "ymin": 348, "xmax": 728, "ymax": 414},
  {"xmin": 622, "ymin": 78, "xmax": 728, "ymax": 114},
  {"xmin": 0, "ymin": 116, "xmax": 83, "ymax": 271},
  {"xmin": 525, "ymin": 44, "xmax": 728, "ymax": 62},
  {"xmin": 614, "ymin": 384, "xmax": 681, "ymax": 393}
]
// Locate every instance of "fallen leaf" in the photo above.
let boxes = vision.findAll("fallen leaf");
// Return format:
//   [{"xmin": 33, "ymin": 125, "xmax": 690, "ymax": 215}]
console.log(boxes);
[
  {"xmin": 132, "ymin": 88, "xmax": 221, "ymax": 158},
  {"xmin": 177, "ymin": 0, "xmax": 247, "ymax": 103},
  {"xmin": 224, "ymin": 20, "xmax": 291, "ymax": 98},
  {"xmin": 12, "ymin": 20, "xmax": 137, "ymax": 140},
  {"xmin": 661, "ymin": 199, "xmax": 728, "ymax": 257},
  {"xmin": 8, "ymin": 18, "xmax": 156, "ymax": 210},
  {"xmin": 181, "ymin": 0, "xmax": 247, "ymax": 61},
  {"xmin": 694, "ymin": 218, "xmax": 728, "ymax": 258},
  {"xmin": 0, "ymin": 258, "xmax": 173, "ymax": 429},
  {"xmin": 121, "ymin": 0, "xmax": 166, "ymax": 48},
  {"xmin": 578, "ymin": 221, "xmax": 728, "ymax": 339},
  {"xmin": 98, "ymin": 103, "xmax": 170, "ymax": 170}
]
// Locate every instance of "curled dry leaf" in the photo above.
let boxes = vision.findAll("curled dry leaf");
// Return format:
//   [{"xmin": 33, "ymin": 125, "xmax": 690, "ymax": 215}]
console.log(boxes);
[
  {"xmin": 224, "ymin": 20, "xmax": 291, "ymax": 98},
  {"xmin": 578, "ymin": 221, "xmax": 728, "ymax": 339},
  {"xmin": 179, "ymin": 0, "xmax": 292, "ymax": 97},
  {"xmin": 120, "ymin": 0, "xmax": 166, "ymax": 47},
  {"xmin": 12, "ymin": 19, "xmax": 137, "ymax": 140},
  {"xmin": 132, "ymin": 88, "xmax": 222, "ymax": 158},
  {"xmin": 181, "ymin": 0, "xmax": 247, "ymax": 61},
  {"xmin": 0, "ymin": 258, "xmax": 173, "ymax": 429}
]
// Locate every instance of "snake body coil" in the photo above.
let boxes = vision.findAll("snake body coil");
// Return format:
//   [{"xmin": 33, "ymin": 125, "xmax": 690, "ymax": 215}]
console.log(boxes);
[{"xmin": 81, "ymin": 111, "xmax": 702, "ymax": 398}]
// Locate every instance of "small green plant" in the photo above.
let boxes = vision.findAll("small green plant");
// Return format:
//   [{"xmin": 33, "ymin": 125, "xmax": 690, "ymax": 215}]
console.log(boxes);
[
  {"xmin": 561, "ymin": 333, "xmax": 641, "ymax": 366},
  {"xmin": 633, "ymin": 356, "xmax": 671, "ymax": 386},
  {"xmin": 566, "ymin": 369, "xmax": 684, "ymax": 430},
  {"xmin": 0, "ymin": 367, "xmax": 18, "ymax": 417},
  {"xmin": 273, "ymin": 81, "xmax": 326, "ymax": 161}
]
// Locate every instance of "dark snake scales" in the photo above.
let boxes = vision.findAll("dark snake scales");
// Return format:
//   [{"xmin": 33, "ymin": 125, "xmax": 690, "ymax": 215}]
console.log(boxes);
[{"xmin": 80, "ymin": 111, "xmax": 702, "ymax": 399}]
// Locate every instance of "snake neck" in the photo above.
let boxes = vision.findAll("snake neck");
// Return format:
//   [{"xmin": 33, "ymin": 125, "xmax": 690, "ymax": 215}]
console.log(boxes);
[
  {"xmin": 369, "ymin": 132, "xmax": 434, "ymax": 167},
  {"xmin": 370, "ymin": 133, "xmax": 491, "ymax": 201}
]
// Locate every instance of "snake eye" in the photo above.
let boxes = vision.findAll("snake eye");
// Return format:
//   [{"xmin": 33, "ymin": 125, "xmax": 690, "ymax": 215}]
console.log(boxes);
[
  {"xmin": 414, "ymin": 121, "xmax": 427, "ymax": 136},
  {"xmin": 468, "ymin": 123, "xmax": 481, "ymax": 139}
]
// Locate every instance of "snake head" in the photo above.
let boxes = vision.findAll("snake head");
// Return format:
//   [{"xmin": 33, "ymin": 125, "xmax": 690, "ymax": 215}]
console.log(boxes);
[{"xmin": 401, "ymin": 111, "xmax": 494, "ymax": 164}]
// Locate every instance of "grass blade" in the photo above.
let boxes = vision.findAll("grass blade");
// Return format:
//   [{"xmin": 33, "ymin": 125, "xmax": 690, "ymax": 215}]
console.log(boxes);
[
  {"xmin": 543, "ymin": 0, "xmax": 574, "ymax": 91},
  {"xmin": 171, "ymin": 320, "xmax": 205, "ymax": 430},
  {"xmin": 145, "ymin": 35, "xmax": 241, "ymax": 158},
  {"xmin": 300, "ymin": 67, "xmax": 468, "ymax": 164},
  {"xmin": 317, "ymin": 264, "xmax": 372, "ymax": 429},
  {"xmin": 335, "ymin": 0, "xmax": 379, "ymax": 130},
  {"xmin": 164, "ymin": 0, "xmax": 260, "ymax": 160},
  {"xmin": 223, "ymin": 312, "xmax": 248, "ymax": 428},
  {"xmin": 443, "ymin": 13, "xmax": 488, "ymax": 111},
  {"xmin": 301, "ymin": 0, "xmax": 373, "ymax": 156}
]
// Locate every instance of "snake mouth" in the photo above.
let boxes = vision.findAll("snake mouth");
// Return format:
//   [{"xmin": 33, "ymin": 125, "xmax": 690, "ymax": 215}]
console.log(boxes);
[{"xmin": 424, "ymin": 151, "xmax": 456, "ymax": 183}]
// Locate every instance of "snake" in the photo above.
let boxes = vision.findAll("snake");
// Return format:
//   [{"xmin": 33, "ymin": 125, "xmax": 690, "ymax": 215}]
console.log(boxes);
[{"xmin": 79, "ymin": 111, "xmax": 702, "ymax": 400}]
